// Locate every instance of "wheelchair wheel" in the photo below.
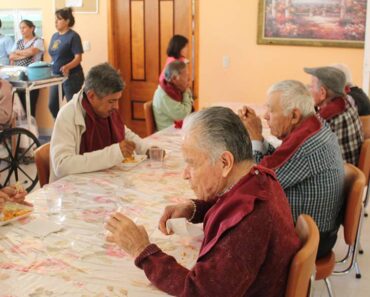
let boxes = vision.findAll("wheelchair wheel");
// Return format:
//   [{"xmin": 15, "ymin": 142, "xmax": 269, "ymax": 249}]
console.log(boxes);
[{"xmin": 0, "ymin": 127, "xmax": 40, "ymax": 192}]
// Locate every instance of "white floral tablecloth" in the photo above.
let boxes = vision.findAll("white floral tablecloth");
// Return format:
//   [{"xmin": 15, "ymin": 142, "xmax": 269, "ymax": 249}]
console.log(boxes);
[{"xmin": 0, "ymin": 127, "xmax": 201, "ymax": 297}]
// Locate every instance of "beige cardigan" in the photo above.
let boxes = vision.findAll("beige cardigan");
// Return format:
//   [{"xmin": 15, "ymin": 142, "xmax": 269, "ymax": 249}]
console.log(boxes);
[{"xmin": 50, "ymin": 90, "xmax": 149, "ymax": 182}]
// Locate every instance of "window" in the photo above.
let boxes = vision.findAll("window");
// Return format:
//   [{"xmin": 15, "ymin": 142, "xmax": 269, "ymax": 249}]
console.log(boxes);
[{"xmin": 0, "ymin": 10, "xmax": 43, "ymax": 42}]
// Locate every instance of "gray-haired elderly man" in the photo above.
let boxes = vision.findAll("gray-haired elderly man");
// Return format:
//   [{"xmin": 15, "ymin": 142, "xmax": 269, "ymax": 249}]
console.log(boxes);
[
  {"xmin": 106, "ymin": 106, "xmax": 300, "ymax": 297},
  {"xmin": 50, "ymin": 63, "xmax": 150, "ymax": 182},
  {"xmin": 238, "ymin": 80, "xmax": 345, "ymax": 259},
  {"xmin": 305, "ymin": 66, "xmax": 363, "ymax": 165},
  {"xmin": 152, "ymin": 60, "xmax": 193, "ymax": 130}
]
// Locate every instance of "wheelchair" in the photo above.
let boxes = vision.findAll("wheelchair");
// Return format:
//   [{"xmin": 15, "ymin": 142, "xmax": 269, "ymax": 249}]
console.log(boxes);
[{"xmin": 0, "ymin": 83, "xmax": 40, "ymax": 192}]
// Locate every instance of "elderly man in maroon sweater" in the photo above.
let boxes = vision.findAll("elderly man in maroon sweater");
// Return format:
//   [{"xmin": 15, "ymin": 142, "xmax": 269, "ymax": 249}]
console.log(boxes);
[{"xmin": 105, "ymin": 106, "xmax": 300, "ymax": 297}]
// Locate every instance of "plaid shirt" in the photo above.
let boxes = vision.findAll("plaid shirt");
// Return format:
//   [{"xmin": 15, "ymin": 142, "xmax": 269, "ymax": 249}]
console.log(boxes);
[
  {"xmin": 254, "ymin": 123, "xmax": 344, "ymax": 232},
  {"xmin": 318, "ymin": 99, "xmax": 363, "ymax": 165}
]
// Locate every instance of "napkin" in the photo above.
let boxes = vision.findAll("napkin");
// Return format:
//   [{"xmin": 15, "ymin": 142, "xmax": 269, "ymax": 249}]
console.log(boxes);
[
  {"xmin": 166, "ymin": 218, "xmax": 203, "ymax": 237},
  {"xmin": 20, "ymin": 218, "xmax": 63, "ymax": 238}
]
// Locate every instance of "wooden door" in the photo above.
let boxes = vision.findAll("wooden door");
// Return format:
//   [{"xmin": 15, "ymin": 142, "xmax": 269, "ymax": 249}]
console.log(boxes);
[{"xmin": 108, "ymin": 0, "xmax": 197, "ymax": 137}]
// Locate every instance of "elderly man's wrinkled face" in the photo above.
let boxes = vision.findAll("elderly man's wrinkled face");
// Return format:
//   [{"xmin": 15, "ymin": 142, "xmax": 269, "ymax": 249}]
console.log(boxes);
[
  {"xmin": 182, "ymin": 134, "xmax": 224, "ymax": 201},
  {"xmin": 87, "ymin": 90, "xmax": 122, "ymax": 118},
  {"xmin": 264, "ymin": 92, "xmax": 297, "ymax": 140},
  {"xmin": 308, "ymin": 76, "xmax": 326, "ymax": 106},
  {"xmin": 172, "ymin": 67, "xmax": 189, "ymax": 93}
]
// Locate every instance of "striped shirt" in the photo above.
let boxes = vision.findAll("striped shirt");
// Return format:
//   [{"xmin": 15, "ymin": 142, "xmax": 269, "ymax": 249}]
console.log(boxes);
[{"xmin": 254, "ymin": 123, "xmax": 344, "ymax": 232}]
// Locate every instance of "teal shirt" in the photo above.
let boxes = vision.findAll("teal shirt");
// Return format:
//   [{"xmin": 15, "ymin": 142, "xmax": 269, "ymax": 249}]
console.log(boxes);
[{"xmin": 152, "ymin": 85, "xmax": 193, "ymax": 130}]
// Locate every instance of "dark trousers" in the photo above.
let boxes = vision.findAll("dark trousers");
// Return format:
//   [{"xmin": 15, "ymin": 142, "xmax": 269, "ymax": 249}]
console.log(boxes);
[
  {"xmin": 49, "ymin": 70, "xmax": 84, "ymax": 118},
  {"xmin": 317, "ymin": 229, "xmax": 339, "ymax": 259},
  {"xmin": 17, "ymin": 89, "xmax": 39, "ymax": 117}
]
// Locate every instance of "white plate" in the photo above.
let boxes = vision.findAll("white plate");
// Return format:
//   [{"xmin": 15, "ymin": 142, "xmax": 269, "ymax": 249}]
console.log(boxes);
[
  {"xmin": 0, "ymin": 202, "xmax": 33, "ymax": 226},
  {"xmin": 120, "ymin": 154, "xmax": 147, "ymax": 169}
]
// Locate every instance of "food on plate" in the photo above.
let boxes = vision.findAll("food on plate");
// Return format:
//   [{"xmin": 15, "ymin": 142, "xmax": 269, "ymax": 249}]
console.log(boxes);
[
  {"xmin": 122, "ymin": 155, "xmax": 136, "ymax": 163},
  {"xmin": 0, "ymin": 202, "xmax": 32, "ymax": 222}
]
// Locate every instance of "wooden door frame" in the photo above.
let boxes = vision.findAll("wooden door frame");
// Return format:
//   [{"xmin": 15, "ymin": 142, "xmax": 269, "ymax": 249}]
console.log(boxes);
[{"xmin": 107, "ymin": 0, "xmax": 199, "ymax": 109}]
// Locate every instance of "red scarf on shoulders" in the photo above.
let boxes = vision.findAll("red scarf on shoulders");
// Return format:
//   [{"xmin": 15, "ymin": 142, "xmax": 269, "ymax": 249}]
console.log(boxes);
[
  {"xmin": 80, "ymin": 95, "xmax": 125, "ymax": 154},
  {"xmin": 199, "ymin": 165, "xmax": 289, "ymax": 258},
  {"xmin": 159, "ymin": 79, "xmax": 183, "ymax": 102},
  {"xmin": 317, "ymin": 96, "xmax": 347, "ymax": 121},
  {"xmin": 260, "ymin": 115, "xmax": 321, "ymax": 171},
  {"xmin": 159, "ymin": 56, "xmax": 189, "ymax": 128}
]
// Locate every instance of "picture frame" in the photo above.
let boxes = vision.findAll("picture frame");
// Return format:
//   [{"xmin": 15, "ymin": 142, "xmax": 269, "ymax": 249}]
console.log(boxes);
[
  {"xmin": 53, "ymin": 0, "xmax": 99, "ymax": 14},
  {"xmin": 257, "ymin": 0, "xmax": 366, "ymax": 48}
]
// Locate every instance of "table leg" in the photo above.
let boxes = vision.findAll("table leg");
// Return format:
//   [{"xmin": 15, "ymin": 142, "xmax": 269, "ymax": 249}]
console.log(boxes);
[
  {"xmin": 25, "ymin": 89, "xmax": 32, "ymax": 132},
  {"xmin": 58, "ymin": 83, "xmax": 63, "ymax": 110}
]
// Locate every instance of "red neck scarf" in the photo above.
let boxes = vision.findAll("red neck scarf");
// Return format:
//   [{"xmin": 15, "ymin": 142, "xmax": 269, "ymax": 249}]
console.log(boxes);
[
  {"xmin": 317, "ymin": 96, "xmax": 347, "ymax": 121},
  {"xmin": 80, "ymin": 95, "xmax": 125, "ymax": 154},
  {"xmin": 199, "ymin": 165, "xmax": 286, "ymax": 258},
  {"xmin": 159, "ymin": 79, "xmax": 183, "ymax": 102},
  {"xmin": 260, "ymin": 115, "xmax": 321, "ymax": 170}
]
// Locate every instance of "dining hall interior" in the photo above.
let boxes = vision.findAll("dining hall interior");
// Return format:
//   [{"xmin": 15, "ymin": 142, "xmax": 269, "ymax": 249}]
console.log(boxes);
[{"xmin": 0, "ymin": 0, "xmax": 370, "ymax": 296}]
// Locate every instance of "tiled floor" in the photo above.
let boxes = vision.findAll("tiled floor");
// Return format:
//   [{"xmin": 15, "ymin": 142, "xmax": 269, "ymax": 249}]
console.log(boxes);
[
  {"xmin": 313, "ymin": 205, "xmax": 370, "ymax": 297},
  {"xmin": 2, "ymin": 158, "xmax": 370, "ymax": 296}
]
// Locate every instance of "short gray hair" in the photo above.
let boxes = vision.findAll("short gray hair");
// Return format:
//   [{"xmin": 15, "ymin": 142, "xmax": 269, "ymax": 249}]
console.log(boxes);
[
  {"xmin": 267, "ymin": 80, "xmax": 315, "ymax": 117},
  {"xmin": 164, "ymin": 61, "xmax": 186, "ymax": 82},
  {"xmin": 84, "ymin": 63, "xmax": 125, "ymax": 98},
  {"xmin": 331, "ymin": 63, "xmax": 353, "ymax": 86},
  {"xmin": 183, "ymin": 107, "xmax": 252, "ymax": 163}
]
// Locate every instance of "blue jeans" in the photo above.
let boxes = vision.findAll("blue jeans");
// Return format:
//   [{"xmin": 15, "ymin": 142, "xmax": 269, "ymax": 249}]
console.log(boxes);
[{"xmin": 49, "ymin": 70, "xmax": 84, "ymax": 118}]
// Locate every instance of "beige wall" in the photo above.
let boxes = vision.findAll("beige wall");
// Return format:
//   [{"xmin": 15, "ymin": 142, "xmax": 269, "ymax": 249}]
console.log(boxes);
[
  {"xmin": 0, "ymin": 0, "xmax": 108, "ymax": 129},
  {"xmin": 2, "ymin": 1, "xmax": 365, "ymax": 127},
  {"xmin": 198, "ymin": 0, "xmax": 364, "ymax": 107}
]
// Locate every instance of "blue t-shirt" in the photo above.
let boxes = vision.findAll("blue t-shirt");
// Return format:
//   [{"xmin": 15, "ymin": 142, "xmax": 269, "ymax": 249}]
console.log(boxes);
[{"xmin": 48, "ymin": 29, "xmax": 83, "ymax": 75}]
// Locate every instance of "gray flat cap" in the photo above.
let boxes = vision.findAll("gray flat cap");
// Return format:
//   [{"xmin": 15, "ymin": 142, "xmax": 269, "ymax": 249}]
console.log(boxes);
[{"xmin": 304, "ymin": 66, "xmax": 346, "ymax": 95}]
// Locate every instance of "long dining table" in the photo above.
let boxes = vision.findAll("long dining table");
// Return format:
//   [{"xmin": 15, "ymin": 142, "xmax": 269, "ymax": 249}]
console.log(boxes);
[
  {"xmin": 0, "ymin": 127, "xmax": 201, "ymax": 296},
  {"xmin": 0, "ymin": 108, "xmax": 280, "ymax": 296}
]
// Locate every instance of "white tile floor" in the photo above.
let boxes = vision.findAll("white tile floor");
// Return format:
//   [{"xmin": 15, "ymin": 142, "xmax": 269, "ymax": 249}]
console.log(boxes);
[
  {"xmin": 3, "ymin": 161, "xmax": 370, "ymax": 297},
  {"xmin": 313, "ymin": 204, "xmax": 370, "ymax": 297}
]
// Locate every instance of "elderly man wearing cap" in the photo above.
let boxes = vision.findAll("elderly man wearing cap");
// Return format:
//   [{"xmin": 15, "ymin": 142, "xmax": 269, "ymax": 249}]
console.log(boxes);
[
  {"xmin": 238, "ymin": 80, "xmax": 344, "ymax": 259},
  {"xmin": 304, "ymin": 66, "xmax": 363, "ymax": 165}
]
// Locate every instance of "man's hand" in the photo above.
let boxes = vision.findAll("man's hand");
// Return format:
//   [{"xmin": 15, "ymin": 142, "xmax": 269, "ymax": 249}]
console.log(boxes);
[
  {"xmin": 158, "ymin": 202, "xmax": 194, "ymax": 235},
  {"xmin": 119, "ymin": 140, "xmax": 136, "ymax": 158},
  {"xmin": 105, "ymin": 212, "xmax": 150, "ymax": 258},
  {"xmin": 238, "ymin": 106, "xmax": 263, "ymax": 141},
  {"xmin": 1, "ymin": 185, "xmax": 32, "ymax": 207}
]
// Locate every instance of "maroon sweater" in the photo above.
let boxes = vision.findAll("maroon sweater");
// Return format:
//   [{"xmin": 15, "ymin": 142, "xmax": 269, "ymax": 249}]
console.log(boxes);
[{"xmin": 135, "ymin": 166, "xmax": 300, "ymax": 297}]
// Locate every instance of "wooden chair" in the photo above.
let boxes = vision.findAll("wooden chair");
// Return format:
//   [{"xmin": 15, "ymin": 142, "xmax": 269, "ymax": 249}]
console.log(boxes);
[
  {"xmin": 359, "ymin": 115, "xmax": 370, "ymax": 139},
  {"xmin": 315, "ymin": 164, "xmax": 366, "ymax": 296},
  {"xmin": 34, "ymin": 143, "xmax": 50, "ymax": 187},
  {"xmin": 143, "ymin": 100, "xmax": 156, "ymax": 136},
  {"xmin": 358, "ymin": 139, "xmax": 370, "ymax": 213},
  {"xmin": 285, "ymin": 214, "xmax": 319, "ymax": 297}
]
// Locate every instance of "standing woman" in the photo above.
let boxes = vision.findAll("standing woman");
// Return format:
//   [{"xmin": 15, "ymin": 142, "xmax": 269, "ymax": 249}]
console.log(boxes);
[
  {"xmin": 9, "ymin": 20, "xmax": 44, "ymax": 117},
  {"xmin": 48, "ymin": 7, "xmax": 84, "ymax": 118},
  {"xmin": 159, "ymin": 35, "xmax": 188, "ymax": 83},
  {"xmin": 0, "ymin": 19, "xmax": 14, "ymax": 65}
]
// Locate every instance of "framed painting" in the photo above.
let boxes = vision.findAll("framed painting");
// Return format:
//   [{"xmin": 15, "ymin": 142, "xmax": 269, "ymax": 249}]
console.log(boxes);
[
  {"xmin": 53, "ymin": 0, "xmax": 99, "ymax": 14},
  {"xmin": 257, "ymin": 0, "xmax": 366, "ymax": 48}
]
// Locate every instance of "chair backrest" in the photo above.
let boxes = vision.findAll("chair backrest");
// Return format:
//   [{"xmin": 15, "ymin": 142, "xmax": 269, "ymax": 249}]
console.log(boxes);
[
  {"xmin": 143, "ymin": 100, "xmax": 156, "ymax": 136},
  {"xmin": 360, "ymin": 115, "xmax": 370, "ymax": 139},
  {"xmin": 285, "ymin": 214, "xmax": 320, "ymax": 297},
  {"xmin": 34, "ymin": 142, "xmax": 50, "ymax": 187},
  {"xmin": 342, "ymin": 163, "xmax": 366, "ymax": 245},
  {"xmin": 358, "ymin": 139, "xmax": 370, "ymax": 184}
]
